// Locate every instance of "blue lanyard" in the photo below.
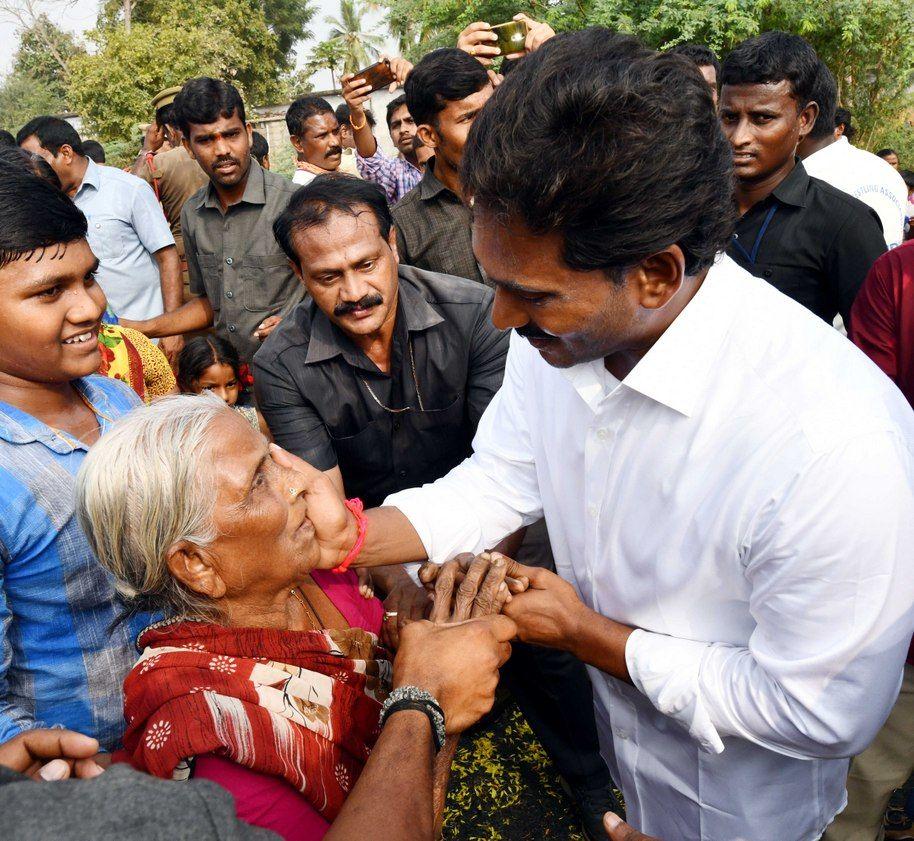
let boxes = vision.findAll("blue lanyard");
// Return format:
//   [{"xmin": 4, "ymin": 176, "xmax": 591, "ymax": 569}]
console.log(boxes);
[{"xmin": 732, "ymin": 205, "xmax": 778, "ymax": 265}]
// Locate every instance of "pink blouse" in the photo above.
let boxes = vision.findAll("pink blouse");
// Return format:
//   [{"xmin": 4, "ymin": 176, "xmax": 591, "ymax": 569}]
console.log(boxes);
[{"xmin": 194, "ymin": 571, "xmax": 384, "ymax": 840}]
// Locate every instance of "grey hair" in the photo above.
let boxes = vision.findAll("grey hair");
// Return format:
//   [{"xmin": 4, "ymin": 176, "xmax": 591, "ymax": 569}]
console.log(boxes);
[{"xmin": 76, "ymin": 393, "xmax": 232, "ymax": 622}]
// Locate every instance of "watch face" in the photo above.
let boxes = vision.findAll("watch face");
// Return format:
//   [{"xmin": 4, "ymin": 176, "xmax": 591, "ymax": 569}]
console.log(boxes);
[
  {"xmin": 356, "ymin": 60, "xmax": 397, "ymax": 93},
  {"xmin": 491, "ymin": 20, "xmax": 527, "ymax": 56}
]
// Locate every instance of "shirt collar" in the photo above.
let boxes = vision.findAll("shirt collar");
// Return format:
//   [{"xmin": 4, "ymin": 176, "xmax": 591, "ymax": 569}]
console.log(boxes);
[
  {"xmin": 559, "ymin": 254, "xmax": 741, "ymax": 418},
  {"xmin": 418, "ymin": 157, "xmax": 453, "ymax": 201},
  {"xmin": 304, "ymin": 269, "xmax": 444, "ymax": 366},
  {"xmin": 770, "ymin": 158, "xmax": 809, "ymax": 208},
  {"xmin": 201, "ymin": 158, "xmax": 267, "ymax": 210},
  {"xmin": 75, "ymin": 157, "xmax": 101, "ymax": 198},
  {"xmin": 0, "ymin": 377, "xmax": 120, "ymax": 453}
]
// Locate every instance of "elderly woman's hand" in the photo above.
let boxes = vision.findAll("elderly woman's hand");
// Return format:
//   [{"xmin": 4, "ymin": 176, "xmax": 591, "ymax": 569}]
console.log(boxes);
[{"xmin": 420, "ymin": 552, "xmax": 529, "ymax": 622}]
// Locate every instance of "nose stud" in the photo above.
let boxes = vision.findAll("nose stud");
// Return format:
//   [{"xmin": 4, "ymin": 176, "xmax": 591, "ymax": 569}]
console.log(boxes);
[{"xmin": 289, "ymin": 487, "xmax": 301, "ymax": 497}]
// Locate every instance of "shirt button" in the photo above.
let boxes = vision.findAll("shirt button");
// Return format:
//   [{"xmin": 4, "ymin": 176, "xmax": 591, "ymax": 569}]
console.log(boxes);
[
  {"xmin": 597, "ymin": 428, "xmax": 608, "ymax": 440},
  {"xmin": 398, "ymin": 469, "xmax": 407, "ymax": 478},
  {"xmin": 228, "ymin": 324, "xmax": 236, "ymax": 332},
  {"xmin": 763, "ymin": 269, "xmax": 773, "ymax": 278},
  {"xmin": 225, "ymin": 257, "xmax": 234, "ymax": 265},
  {"xmin": 392, "ymin": 421, "xmax": 400, "ymax": 431},
  {"xmin": 225, "ymin": 290, "xmax": 234, "ymax": 299},
  {"xmin": 587, "ymin": 504, "xmax": 598, "ymax": 518},
  {"xmin": 614, "ymin": 728, "xmax": 629, "ymax": 740}
]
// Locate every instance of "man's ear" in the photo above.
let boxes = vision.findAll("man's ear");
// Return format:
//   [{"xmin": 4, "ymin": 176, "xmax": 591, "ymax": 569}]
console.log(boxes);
[
  {"xmin": 628, "ymin": 245, "xmax": 687, "ymax": 311},
  {"xmin": 416, "ymin": 123, "xmax": 438, "ymax": 151},
  {"xmin": 798, "ymin": 100, "xmax": 819, "ymax": 140},
  {"xmin": 290, "ymin": 134, "xmax": 306, "ymax": 155},
  {"xmin": 182, "ymin": 136, "xmax": 196, "ymax": 160},
  {"xmin": 165, "ymin": 541, "xmax": 226, "ymax": 600},
  {"xmin": 59, "ymin": 144, "xmax": 76, "ymax": 166},
  {"xmin": 288, "ymin": 258, "xmax": 305, "ymax": 282},
  {"xmin": 387, "ymin": 225, "xmax": 400, "ymax": 263}
]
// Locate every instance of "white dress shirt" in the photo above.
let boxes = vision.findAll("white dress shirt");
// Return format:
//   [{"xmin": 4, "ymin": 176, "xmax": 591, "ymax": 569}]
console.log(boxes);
[
  {"xmin": 387, "ymin": 255, "xmax": 914, "ymax": 840},
  {"xmin": 803, "ymin": 136, "xmax": 908, "ymax": 248},
  {"xmin": 73, "ymin": 159, "xmax": 175, "ymax": 321},
  {"xmin": 292, "ymin": 169, "xmax": 317, "ymax": 186}
]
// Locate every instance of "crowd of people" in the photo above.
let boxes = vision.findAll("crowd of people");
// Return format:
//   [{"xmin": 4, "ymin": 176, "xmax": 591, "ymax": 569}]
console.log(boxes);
[{"xmin": 1, "ymin": 16, "xmax": 913, "ymax": 841}]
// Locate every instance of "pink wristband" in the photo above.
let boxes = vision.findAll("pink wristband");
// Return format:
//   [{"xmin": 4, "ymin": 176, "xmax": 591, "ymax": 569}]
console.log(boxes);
[{"xmin": 334, "ymin": 498, "xmax": 367, "ymax": 574}]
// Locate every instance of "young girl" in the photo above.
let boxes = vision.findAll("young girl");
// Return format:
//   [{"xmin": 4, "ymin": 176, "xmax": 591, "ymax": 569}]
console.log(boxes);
[{"xmin": 177, "ymin": 336, "xmax": 271, "ymax": 439}]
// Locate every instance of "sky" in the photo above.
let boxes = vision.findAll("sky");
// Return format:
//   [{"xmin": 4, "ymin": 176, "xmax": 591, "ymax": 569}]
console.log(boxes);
[{"xmin": 0, "ymin": 0, "xmax": 396, "ymax": 90}]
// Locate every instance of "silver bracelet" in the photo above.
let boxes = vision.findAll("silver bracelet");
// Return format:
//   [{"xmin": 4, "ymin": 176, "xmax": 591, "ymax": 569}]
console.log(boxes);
[{"xmin": 380, "ymin": 685, "xmax": 446, "ymax": 752}]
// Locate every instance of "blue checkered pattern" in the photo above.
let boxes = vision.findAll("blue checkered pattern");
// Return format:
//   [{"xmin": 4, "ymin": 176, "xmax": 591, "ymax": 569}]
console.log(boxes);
[
  {"xmin": 356, "ymin": 149, "xmax": 422, "ymax": 205},
  {"xmin": 0, "ymin": 376, "xmax": 153, "ymax": 749}
]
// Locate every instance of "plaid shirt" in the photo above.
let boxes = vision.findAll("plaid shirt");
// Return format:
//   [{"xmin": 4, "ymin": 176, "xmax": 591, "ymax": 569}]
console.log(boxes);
[
  {"xmin": 0, "ymin": 376, "xmax": 152, "ymax": 749},
  {"xmin": 356, "ymin": 149, "xmax": 422, "ymax": 205}
]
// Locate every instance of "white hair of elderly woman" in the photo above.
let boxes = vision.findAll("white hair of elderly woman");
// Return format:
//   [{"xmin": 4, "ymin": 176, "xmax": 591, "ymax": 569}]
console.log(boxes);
[{"xmin": 76, "ymin": 392, "xmax": 234, "ymax": 621}]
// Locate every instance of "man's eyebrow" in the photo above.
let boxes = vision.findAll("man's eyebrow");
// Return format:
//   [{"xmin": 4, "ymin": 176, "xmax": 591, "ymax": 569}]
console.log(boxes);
[{"xmin": 490, "ymin": 276, "xmax": 553, "ymax": 296}]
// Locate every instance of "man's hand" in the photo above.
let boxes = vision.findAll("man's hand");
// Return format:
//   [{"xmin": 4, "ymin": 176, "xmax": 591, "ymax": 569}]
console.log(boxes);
[
  {"xmin": 603, "ymin": 812, "xmax": 660, "ymax": 841},
  {"xmin": 420, "ymin": 552, "xmax": 527, "ymax": 622},
  {"xmin": 500, "ymin": 562, "xmax": 589, "ymax": 649},
  {"xmin": 269, "ymin": 444, "xmax": 357, "ymax": 568},
  {"xmin": 255, "ymin": 315, "xmax": 282, "ymax": 343},
  {"xmin": 141, "ymin": 121, "xmax": 166, "ymax": 154},
  {"xmin": 379, "ymin": 571, "xmax": 431, "ymax": 649},
  {"xmin": 342, "ymin": 73, "xmax": 373, "ymax": 113},
  {"xmin": 0, "ymin": 730, "xmax": 105, "ymax": 782},
  {"xmin": 386, "ymin": 56, "xmax": 413, "ymax": 90},
  {"xmin": 457, "ymin": 22, "xmax": 501, "ymax": 66},
  {"xmin": 511, "ymin": 13, "xmax": 556, "ymax": 58},
  {"xmin": 394, "ymin": 615, "xmax": 516, "ymax": 733},
  {"xmin": 158, "ymin": 334, "xmax": 185, "ymax": 367}
]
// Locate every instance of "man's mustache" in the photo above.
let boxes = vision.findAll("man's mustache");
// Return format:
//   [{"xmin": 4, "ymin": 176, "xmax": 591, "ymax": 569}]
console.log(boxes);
[
  {"xmin": 326, "ymin": 146, "xmax": 343, "ymax": 158},
  {"xmin": 335, "ymin": 293, "xmax": 383, "ymax": 317},
  {"xmin": 516, "ymin": 323, "xmax": 553, "ymax": 340}
]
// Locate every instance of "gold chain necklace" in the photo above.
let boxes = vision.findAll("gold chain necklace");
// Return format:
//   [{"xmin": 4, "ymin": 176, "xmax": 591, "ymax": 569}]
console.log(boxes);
[
  {"xmin": 47, "ymin": 390, "xmax": 114, "ymax": 452},
  {"xmin": 360, "ymin": 338, "xmax": 426, "ymax": 414},
  {"xmin": 289, "ymin": 585, "xmax": 323, "ymax": 630}
]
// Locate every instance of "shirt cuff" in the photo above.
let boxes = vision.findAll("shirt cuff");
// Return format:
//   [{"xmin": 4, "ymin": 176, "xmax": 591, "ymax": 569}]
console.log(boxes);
[{"xmin": 625, "ymin": 628, "xmax": 725, "ymax": 754}]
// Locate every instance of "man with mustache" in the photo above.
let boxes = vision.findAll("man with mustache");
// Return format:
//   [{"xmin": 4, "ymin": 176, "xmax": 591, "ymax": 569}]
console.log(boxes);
[
  {"xmin": 720, "ymin": 32, "xmax": 885, "ymax": 326},
  {"xmin": 287, "ymin": 96, "xmax": 343, "ymax": 186},
  {"xmin": 122, "ymin": 78, "xmax": 303, "ymax": 363}
]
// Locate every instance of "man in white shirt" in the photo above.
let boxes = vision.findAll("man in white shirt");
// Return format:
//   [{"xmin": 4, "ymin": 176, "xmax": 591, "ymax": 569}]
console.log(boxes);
[
  {"xmin": 799, "ymin": 59, "xmax": 907, "ymax": 248},
  {"xmin": 291, "ymin": 30, "xmax": 914, "ymax": 840},
  {"xmin": 285, "ymin": 95, "xmax": 343, "ymax": 186},
  {"xmin": 18, "ymin": 116, "xmax": 183, "ymax": 360}
]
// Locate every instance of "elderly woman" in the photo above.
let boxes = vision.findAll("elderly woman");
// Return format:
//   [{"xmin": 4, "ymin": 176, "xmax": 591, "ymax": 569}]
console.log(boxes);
[
  {"xmin": 75, "ymin": 394, "xmax": 516, "ymax": 840},
  {"xmin": 76, "ymin": 394, "xmax": 388, "ymax": 840}
]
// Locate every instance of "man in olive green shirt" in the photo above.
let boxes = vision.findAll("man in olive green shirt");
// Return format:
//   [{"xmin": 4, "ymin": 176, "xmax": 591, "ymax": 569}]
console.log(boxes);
[{"xmin": 125, "ymin": 78, "xmax": 302, "ymax": 362}]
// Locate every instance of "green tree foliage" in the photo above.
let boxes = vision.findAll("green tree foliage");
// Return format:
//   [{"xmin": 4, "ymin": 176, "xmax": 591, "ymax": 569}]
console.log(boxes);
[
  {"xmin": 325, "ymin": 0, "xmax": 386, "ymax": 74},
  {"xmin": 68, "ymin": 4, "xmax": 281, "ymax": 142},
  {"xmin": 305, "ymin": 38, "xmax": 348, "ymax": 88},
  {"xmin": 0, "ymin": 69, "xmax": 68, "ymax": 131}
]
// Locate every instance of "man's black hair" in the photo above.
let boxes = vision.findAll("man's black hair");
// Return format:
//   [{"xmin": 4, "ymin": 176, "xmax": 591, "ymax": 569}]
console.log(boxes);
[
  {"xmin": 250, "ymin": 130, "xmax": 269, "ymax": 165},
  {"xmin": 404, "ymin": 48, "xmax": 489, "ymax": 128},
  {"xmin": 807, "ymin": 59, "xmax": 838, "ymax": 141},
  {"xmin": 834, "ymin": 107, "xmax": 856, "ymax": 141},
  {"xmin": 155, "ymin": 103, "xmax": 175, "ymax": 129},
  {"xmin": 385, "ymin": 94, "xmax": 408, "ymax": 128},
  {"xmin": 0, "ymin": 130, "xmax": 15, "ymax": 147},
  {"xmin": 462, "ymin": 27, "xmax": 735, "ymax": 280},
  {"xmin": 876, "ymin": 148, "xmax": 897, "ymax": 159},
  {"xmin": 721, "ymin": 31, "xmax": 819, "ymax": 108},
  {"xmin": 0, "ymin": 158, "xmax": 88, "ymax": 269},
  {"xmin": 172, "ymin": 78, "xmax": 246, "ymax": 137},
  {"xmin": 0, "ymin": 146, "xmax": 63, "ymax": 189},
  {"xmin": 667, "ymin": 43, "xmax": 721, "ymax": 79},
  {"xmin": 335, "ymin": 102, "xmax": 375, "ymax": 128},
  {"xmin": 286, "ymin": 95, "xmax": 334, "ymax": 137},
  {"xmin": 82, "ymin": 139, "xmax": 106, "ymax": 164},
  {"xmin": 16, "ymin": 116, "xmax": 85, "ymax": 157},
  {"xmin": 274, "ymin": 175, "xmax": 392, "ymax": 265}
]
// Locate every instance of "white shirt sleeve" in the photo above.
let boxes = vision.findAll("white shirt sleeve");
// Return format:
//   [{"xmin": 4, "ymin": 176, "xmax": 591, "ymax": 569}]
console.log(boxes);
[
  {"xmin": 627, "ymin": 430, "xmax": 914, "ymax": 759},
  {"xmin": 385, "ymin": 332, "xmax": 544, "ymax": 562},
  {"xmin": 130, "ymin": 177, "xmax": 175, "ymax": 255}
]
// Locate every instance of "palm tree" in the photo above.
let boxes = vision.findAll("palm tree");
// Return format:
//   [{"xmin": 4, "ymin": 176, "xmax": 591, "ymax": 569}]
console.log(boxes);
[{"xmin": 325, "ymin": 0, "xmax": 386, "ymax": 75}]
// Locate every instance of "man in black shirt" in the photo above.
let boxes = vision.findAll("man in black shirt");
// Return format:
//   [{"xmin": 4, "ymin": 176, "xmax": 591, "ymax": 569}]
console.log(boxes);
[
  {"xmin": 255, "ymin": 176, "xmax": 619, "ymax": 840},
  {"xmin": 720, "ymin": 31, "xmax": 884, "ymax": 325}
]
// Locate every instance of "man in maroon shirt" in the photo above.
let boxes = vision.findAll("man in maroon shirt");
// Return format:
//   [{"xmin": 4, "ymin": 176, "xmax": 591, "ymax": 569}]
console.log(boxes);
[{"xmin": 827, "ymin": 247, "xmax": 914, "ymax": 839}]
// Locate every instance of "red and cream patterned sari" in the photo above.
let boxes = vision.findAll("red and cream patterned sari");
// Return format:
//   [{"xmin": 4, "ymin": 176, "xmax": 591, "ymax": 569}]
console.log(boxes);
[{"xmin": 122, "ymin": 619, "xmax": 392, "ymax": 821}]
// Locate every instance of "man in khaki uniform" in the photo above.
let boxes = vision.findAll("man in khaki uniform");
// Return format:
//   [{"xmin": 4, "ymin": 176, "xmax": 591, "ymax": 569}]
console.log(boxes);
[{"xmin": 132, "ymin": 86, "xmax": 208, "ymax": 300}]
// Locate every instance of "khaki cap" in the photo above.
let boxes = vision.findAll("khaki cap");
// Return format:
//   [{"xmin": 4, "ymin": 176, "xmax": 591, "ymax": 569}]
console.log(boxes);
[{"xmin": 151, "ymin": 86, "xmax": 183, "ymax": 110}]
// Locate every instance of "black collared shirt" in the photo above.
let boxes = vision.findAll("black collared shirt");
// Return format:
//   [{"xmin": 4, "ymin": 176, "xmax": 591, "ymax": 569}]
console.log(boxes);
[
  {"xmin": 727, "ymin": 160, "xmax": 885, "ymax": 324},
  {"xmin": 252, "ymin": 265, "xmax": 508, "ymax": 506},
  {"xmin": 391, "ymin": 157, "xmax": 488, "ymax": 286}
]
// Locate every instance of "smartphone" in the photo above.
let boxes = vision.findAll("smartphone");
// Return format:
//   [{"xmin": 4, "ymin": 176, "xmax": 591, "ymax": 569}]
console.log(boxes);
[
  {"xmin": 490, "ymin": 20, "xmax": 528, "ymax": 57},
  {"xmin": 354, "ymin": 59, "xmax": 397, "ymax": 93}
]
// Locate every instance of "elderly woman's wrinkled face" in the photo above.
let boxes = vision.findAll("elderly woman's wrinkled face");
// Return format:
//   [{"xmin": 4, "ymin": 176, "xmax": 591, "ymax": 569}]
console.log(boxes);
[{"xmin": 204, "ymin": 411, "xmax": 320, "ymax": 600}]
